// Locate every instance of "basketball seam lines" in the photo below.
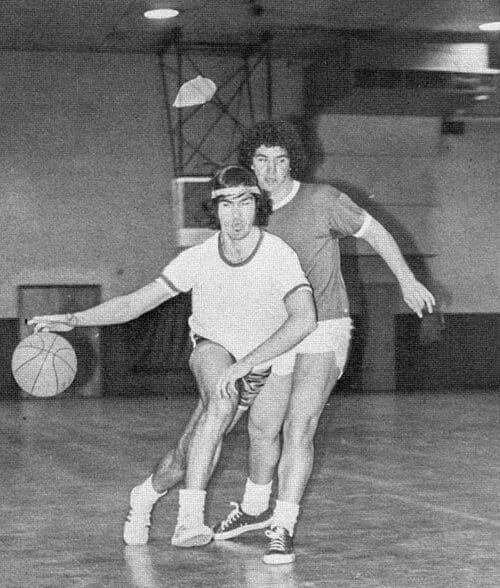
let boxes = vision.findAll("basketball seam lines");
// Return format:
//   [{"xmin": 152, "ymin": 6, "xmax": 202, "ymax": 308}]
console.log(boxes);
[
  {"xmin": 49, "ymin": 352, "xmax": 62, "ymax": 394},
  {"xmin": 29, "ymin": 334, "xmax": 64, "ymax": 395},
  {"xmin": 12, "ymin": 347, "xmax": 46, "ymax": 373},
  {"xmin": 15, "ymin": 343, "xmax": 74, "ymax": 352},
  {"xmin": 14, "ymin": 334, "xmax": 76, "ymax": 396},
  {"xmin": 51, "ymin": 351, "xmax": 78, "ymax": 373},
  {"xmin": 30, "ymin": 350, "xmax": 52, "ymax": 395},
  {"xmin": 44, "ymin": 335, "xmax": 75, "ymax": 395}
]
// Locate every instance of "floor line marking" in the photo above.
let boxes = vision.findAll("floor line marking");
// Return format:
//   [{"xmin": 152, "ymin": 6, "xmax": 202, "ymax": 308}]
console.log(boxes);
[
  {"xmin": 382, "ymin": 493, "xmax": 500, "ymax": 528},
  {"xmin": 334, "ymin": 471, "xmax": 500, "ymax": 528}
]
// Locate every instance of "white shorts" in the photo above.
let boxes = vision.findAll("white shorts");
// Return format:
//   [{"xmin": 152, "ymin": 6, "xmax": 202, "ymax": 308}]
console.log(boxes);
[
  {"xmin": 190, "ymin": 332, "xmax": 295, "ymax": 377},
  {"xmin": 193, "ymin": 318, "xmax": 353, "ymax": 378},
  {"xmin": 264, "ymin": 318, "xmax": 353, "ymax": 376}
]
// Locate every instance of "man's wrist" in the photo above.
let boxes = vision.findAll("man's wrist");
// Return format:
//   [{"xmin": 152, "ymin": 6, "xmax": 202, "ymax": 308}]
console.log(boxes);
[
  {"xmin": 65, "ymin": 313, "xmax": 80, "ymax": 327},
  {"xmin": 397, "ymin": 270, "xmax": 415, "ymax": 286},
  {"xmin": 236, "ymin": 358, "xmax": 253, "ymax": 375}
]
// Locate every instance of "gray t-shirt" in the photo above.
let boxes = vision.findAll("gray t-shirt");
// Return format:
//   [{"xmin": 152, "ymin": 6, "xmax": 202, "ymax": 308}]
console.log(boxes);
[{"xmin": 266, "ymin": 182, "xmax": 367, "ymax": 320}]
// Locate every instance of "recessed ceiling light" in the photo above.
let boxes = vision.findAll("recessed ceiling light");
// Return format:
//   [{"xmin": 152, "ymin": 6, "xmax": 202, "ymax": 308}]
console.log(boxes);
[
  {"xmin": 479, "ymin": 22, "xmax": 500, "ymax": 31},
  {"xmin": 144, "ymin": 8, "xmax": 179, "ymax": 20}
]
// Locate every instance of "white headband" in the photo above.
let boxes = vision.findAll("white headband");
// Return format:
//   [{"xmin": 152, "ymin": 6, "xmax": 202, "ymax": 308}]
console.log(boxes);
[{"xmin": 211, "ymin": 185, "xmax": 261, "ymax": 199}]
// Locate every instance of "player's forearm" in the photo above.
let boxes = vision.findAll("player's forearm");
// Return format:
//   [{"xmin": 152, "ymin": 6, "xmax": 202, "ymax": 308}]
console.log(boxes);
[
  {"xmin": 360, "ymin": 218, "xmax": 415, "ymax": 285},
  {"xmin": 240, "ymin": 312, "xmax": 317, "ymax": 371},
  {"xmin": 71, "ymin": 282, "xmax": 173, "ymax": 327},
  {"xmin": 69, "ymin": 295, "xmax": 140, "ymax": 327}
]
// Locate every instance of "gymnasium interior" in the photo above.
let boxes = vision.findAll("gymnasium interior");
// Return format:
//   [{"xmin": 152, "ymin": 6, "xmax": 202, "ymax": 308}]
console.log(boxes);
[{"xmin": 0, "ymin": 1, "xmax": 499, "ymax": 586}]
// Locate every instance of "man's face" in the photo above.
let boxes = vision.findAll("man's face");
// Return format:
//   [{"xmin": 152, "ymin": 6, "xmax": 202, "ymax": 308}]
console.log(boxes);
[
  {"xmin": 217, "ymin": 191, "xmax": 257, "ymax": 241},
  {"xmin": 251, "ymin": 145, "xmax": 292, "ymax": 194}
]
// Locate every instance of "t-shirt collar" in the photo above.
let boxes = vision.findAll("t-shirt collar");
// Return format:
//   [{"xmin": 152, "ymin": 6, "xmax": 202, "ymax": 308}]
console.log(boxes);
[
  {"xmin": 217, "ymin": 228, "xmax": 264, "ymax": 267},
  {"xmin": 272, "ymin": 180, "xmax": 300, "ymax": 210}
]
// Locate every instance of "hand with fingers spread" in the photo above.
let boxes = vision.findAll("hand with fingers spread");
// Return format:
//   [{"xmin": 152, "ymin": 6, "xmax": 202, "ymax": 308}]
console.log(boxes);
[
  {"xmin": 217, "ymin": 360, "xmax": 253, "ymax": 400},
  {"xmin": 27, "ymin": 313, "xmax": 78, "ymax": 333},
  {"xmin": 399, "ymin": 278, "xmax": 436, "ymax": 318},
  {"xmin": 225, "ymin": 366, "xmax": 273, "ymax": 434},
  {"xmin": 237, "ymin": 366, "xmax": 272, "ymax": 409}
]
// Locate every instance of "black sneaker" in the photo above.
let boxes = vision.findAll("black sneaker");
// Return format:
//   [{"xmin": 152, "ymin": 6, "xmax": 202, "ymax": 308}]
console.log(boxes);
[
  {"xmin": 213, "ymin": 502, "xmax": 273, "ymax": 540},
  {"xmin": 263, "ymin": 526, "xmax": 296, "ymax": 564}
]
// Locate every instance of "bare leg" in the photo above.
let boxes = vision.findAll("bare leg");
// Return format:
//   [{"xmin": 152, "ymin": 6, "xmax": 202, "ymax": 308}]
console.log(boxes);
[
  {"xmin": 247, "ymin": 373, "xmax": 292, "ymax": 485},
  {"xmin": 124, "ymin": 342, "xmax": 235, "ymax": 547},
  {"xmin": 185, "ymin": 341, "xmax": 238, "ymax": 490},
  {"xmin": 277, "ymin": 352, "xmax": 340, "ymax": 503},
  {"xmin": 211, "ymin": 374, "xmax": 292, "ymax": 541},
  {"xmin": 151, "ymin": 398, "xmax": 204, "ymax": 493},
  {"xmin": 152, "ymin": 341, "xmax": 230, "ymax": 493},
  {"xmin": 123, "ymin": 398, "xmax": 207, "ymax": 546}
]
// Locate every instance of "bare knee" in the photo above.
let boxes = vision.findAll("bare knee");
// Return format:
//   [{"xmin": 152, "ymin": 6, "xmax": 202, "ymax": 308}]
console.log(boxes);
[
  {"xmin": 189, "ymin": 340, "xmax": 233, "ymax": 374},
  {"xmin": 248, "ymin": 414, "xmax": 281, "ymax": 446},
  {"xmin": 283, "ymin": 411, "xmax": 321, "ymax": 447},
  {"xmin": 205, "ymin": 394, "xmax": 236, "ymax": 425}
]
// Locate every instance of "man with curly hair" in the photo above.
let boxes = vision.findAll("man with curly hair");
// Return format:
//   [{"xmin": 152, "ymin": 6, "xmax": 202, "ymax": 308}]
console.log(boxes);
[{"xmin": 212, "ymin": 120, "xmax": 436, "ymax": 564}]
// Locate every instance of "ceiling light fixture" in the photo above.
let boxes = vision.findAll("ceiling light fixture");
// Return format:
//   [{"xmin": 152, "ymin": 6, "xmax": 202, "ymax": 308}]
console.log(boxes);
[
  {"xmin": 144, "ymin": 8, "xmax": 179, "ymax": 20},
  {"xmin": 479, "ymin": 22, "xmax": 500, "ymax": 31},
  {"xmin": 473, "ymin": 94, "xmax": 491, "ymax": 101}
]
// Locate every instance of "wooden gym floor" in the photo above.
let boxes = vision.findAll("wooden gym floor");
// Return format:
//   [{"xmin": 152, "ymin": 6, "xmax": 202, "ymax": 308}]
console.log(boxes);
[{"xmin": 1, "ymin": 389, "xmax": 499, "ymax": 587}]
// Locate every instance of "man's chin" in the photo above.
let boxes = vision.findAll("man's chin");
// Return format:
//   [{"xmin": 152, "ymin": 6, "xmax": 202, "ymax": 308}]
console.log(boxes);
[
  {"xmin": 264, "ymin": 181, "xmax": 284, "ymax": 194},
  {"xmin": 229, "ymin": 230, "xmax": 247, "ymax": 240}
]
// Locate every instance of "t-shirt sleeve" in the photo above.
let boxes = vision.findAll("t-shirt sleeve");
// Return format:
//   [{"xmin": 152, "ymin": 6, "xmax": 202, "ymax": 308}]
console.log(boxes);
[
  {"xmin": 155, "ymin": 246, "xmax": 200, "ymax": 293},
  {"xmin": 324, "ymin": 186, "xmax": 368, "ymax": 238},
  {"xmin": 272, "ymin": 240, "xmax": 312, "ymax": 300}
]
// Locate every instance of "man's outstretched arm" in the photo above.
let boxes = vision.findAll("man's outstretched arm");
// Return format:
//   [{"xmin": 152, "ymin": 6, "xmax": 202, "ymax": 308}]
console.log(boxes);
[
  {"xmin": 28, "ymin": 280, "xmax": 177, "ymax": 331},
  {"xmin": 359, "ymin": 216, "xmax": 436, "ymax": 317}
]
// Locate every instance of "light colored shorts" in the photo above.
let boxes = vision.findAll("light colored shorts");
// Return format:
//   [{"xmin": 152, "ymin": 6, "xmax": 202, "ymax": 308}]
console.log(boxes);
[
  {"xmin": 192, "ymin": 318, "xmax": 353, "ymax": 378},
  {"xmin": 191, "ymin": 332, "xmax": 296, "ymax": 377},
  {"xmin": 266, "ymin": 318, "xmax": 353, "ymax": 376}
]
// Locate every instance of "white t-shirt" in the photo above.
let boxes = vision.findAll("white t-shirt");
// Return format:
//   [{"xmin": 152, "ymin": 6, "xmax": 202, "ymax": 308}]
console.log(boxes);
[{"xmin": 157, "ymin": 230, "xmax": 310, "ymax": 360}]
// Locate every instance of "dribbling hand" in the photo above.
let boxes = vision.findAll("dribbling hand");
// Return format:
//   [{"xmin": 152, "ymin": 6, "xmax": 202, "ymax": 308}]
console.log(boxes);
[{"xmin": 27, "ymin": 314, "xmax": 77, "ymax": 333}]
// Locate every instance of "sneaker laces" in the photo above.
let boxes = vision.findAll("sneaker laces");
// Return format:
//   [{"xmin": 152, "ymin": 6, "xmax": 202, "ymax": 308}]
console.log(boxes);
[
  {"xmin": 219, "ymin": 502, "xmax": 242, "ymax": 531},
  {"xmin": 265, "ymin": 527, "xmax": 287, "ymax": 551}
]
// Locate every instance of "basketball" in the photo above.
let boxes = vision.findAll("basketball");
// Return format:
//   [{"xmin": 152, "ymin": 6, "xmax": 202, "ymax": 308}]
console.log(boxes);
[{"xmin": 12, "ymin": 332, "xmax": 77, "ymax": 397}]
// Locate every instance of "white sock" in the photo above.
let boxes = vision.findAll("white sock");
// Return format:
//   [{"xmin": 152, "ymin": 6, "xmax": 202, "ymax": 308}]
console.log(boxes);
[
  {"xmin": 132, "ymin": 475, "xmax": 167, "ymax": 508},
  {"xmin": 271, "ymin": 500, "xmax": 300, "ymax": 536},
  {"xmin": 140, "ymin": 474, "xmax": 168, "ymax": 500},
  {"xmin": 241, "ymin": 478, "xmax": 272, "ymax": 516},
  {"xmin": 178, "ymin": 488, "xmax": 206, "ymax": 526}
]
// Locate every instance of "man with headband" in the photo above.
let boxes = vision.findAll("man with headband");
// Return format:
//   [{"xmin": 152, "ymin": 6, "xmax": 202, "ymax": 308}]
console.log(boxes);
[{"xmin": 29, "ymin": 164, "xmax": 316, "ymax": 548}]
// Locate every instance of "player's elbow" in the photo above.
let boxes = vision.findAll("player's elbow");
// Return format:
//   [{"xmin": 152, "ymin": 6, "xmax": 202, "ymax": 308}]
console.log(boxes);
[
  {"xmin": 288, "ymin": 310, "xmax": 316, "ymax": 340},
  {"xmin": 304, "ymin": 293, "xmax": 318, "ymax": 335},
  {"xmin": 286, "ymin": 288, "xmax": 317, "ymax": 337},
  {"xmin": 298, "ymin": 309, "xmax": 317, "ymax": 338},
  {"xmin": 305, "ymin": 315, "xmax": 318, "ymax": 337}
]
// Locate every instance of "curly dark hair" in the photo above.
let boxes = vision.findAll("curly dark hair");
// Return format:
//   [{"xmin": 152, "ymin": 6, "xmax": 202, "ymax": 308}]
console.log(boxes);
[
  {"xmin": 204, "ymin": 165, "xmax": 273, "ymax": 229},
  {"xmin": 237, "ymin": 119, "xmax": 308, "ymax": 179}
]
